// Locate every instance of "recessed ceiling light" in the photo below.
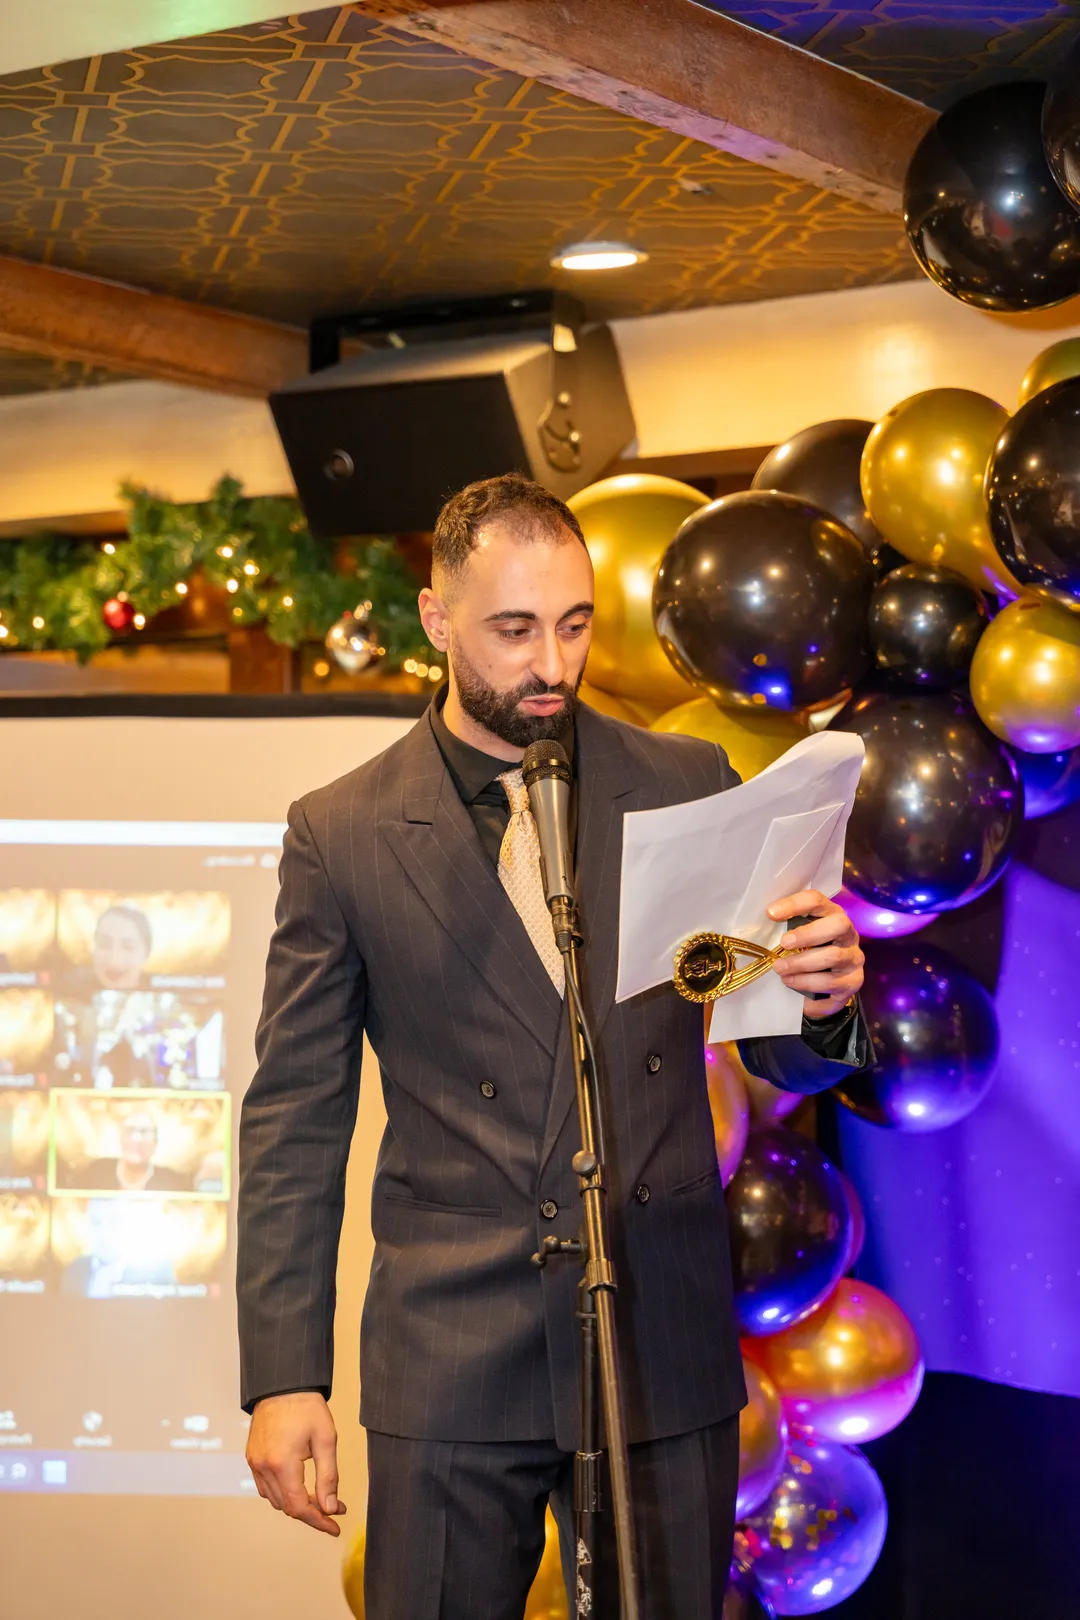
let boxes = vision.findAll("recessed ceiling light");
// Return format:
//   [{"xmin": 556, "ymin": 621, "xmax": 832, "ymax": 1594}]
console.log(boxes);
[{"xmin": 550, "ymin": 241, "xmax": 648, "ymax": 271}]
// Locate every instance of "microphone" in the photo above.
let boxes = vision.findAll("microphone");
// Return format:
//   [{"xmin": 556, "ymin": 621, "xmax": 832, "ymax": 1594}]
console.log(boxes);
[{"xmin": 521, "ymin": 737, "xmax": 575, "ymax": 911}]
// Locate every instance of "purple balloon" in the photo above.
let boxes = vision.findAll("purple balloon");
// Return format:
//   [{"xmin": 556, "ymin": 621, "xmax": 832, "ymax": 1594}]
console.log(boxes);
[
  {"xmin": 837, "ymin": 884, "xmax": 936, "ymax": 941},
  {"xmin": 835, "ymin": 942, "xmax": 999, "ymax": 1132},
  {"xmin": 725, "ymin": 1560, "xmax": 777, "ymax": 1619},
  {"xmin": 728, "ymin": 1128, "xmax": 853, "ymax": 1335},
  {"xmin": 737, "ymin": 1440, "xmax": 887, "ymax": 1615},
  {"xmin": 1010, "ymin": 744, "xmax": 1080, "ymax": 820}
]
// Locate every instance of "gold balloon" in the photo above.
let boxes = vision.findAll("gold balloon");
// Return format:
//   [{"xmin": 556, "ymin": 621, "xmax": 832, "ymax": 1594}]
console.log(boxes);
[
  {"xmin": 860, "ymin": 387, "xmax": 1019, "ymax": 596},
  {"xmin": 342, "ymin": 1528, "xmax": 366, "ymax": 1618},
  {"xmin": 742, "ymin": 1063, "xmax": 804, "ymax": 1126},
  {"xmin": 570, "ymin": 473, "xmax": 706, "ymax": 708},
  {"xmin": 704, "ymin": 1035, "xmax": 750, "ymax": 1186},
  {"xmin": 1018, "ymin": 337, "xmax": 1080, "ymax": 408},
  {"xmin": 736, "ymin": 1356, "xmax": 788, "ymax": 1519},
  {"xmin": 578, "ymin": 680, "xmax": 666, "ymax": 729},
  {"xmin": 752, "ymin": 1278, "xmax": 923, "ymax": 1444},
  {"xmin": 525, "ymin": 1509, "xmax": 569, "ymax": 1620},
  {"xmin": 651, "ymin": 697, "xmax": 808, "ymax": 781},
  {"xmin": 345, "ymin": 1512, "xmax": 568, "ymax": 1617},
  {"xmin": 970, "ymin": 595, "xmax": 1080, "ymax": 752}
]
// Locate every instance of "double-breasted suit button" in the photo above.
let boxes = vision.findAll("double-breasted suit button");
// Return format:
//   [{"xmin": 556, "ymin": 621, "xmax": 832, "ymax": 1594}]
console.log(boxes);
[
  {"xmin": 540, "ymin": 1199, "xmax": 559, "ymax": 1220},
  {"xmin": 479, "ymin": 1080, "xmax": 497, "ymax": 1099},
  {"xmin": 636, "ymin": 1184, "xmax": 651, "ymax": 1204},
  {"xmin": 646, "ymin": 1053, "xmax": 662, "ymax": 1074}
]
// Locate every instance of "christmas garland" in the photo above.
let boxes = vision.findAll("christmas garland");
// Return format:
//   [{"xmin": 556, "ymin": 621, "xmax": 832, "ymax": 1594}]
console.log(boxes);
[{"xmin": 0, "ymin": 476, "xmax": 440, "ymax": 676}]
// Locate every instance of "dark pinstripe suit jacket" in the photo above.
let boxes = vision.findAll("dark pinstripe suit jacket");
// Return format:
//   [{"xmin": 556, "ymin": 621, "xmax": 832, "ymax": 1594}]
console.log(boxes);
[{"xmin": 237, "ymin": 703, "xmax": 857, "ymax": 1449}]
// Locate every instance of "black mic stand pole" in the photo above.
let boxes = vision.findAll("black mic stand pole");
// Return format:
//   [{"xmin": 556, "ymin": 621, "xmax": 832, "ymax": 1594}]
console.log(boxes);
[{"xmin": 533, "ymin": 892, "xmax": 642, "ymax": 1620}]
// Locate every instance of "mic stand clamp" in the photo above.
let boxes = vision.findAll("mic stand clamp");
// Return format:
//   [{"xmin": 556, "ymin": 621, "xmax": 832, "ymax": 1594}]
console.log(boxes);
[{"xmin": 534, "ymin": 896, "xmax": 642, "ymax": 1620}]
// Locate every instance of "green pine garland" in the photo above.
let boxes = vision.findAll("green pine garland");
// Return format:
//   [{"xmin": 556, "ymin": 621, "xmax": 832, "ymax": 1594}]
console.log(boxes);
[{"xmin": 0, "ymin": 476, "xmax": 438, "ymax": 672}]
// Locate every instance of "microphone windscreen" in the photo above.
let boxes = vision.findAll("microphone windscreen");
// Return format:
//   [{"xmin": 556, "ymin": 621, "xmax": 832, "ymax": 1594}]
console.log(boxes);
[{"xmin": 522, "ymin": 738, "xmax": 571, "ymax": 789}]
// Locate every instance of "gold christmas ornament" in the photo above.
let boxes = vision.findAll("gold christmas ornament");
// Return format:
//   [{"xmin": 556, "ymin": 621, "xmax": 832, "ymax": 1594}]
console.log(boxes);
[
  {"xmin": 860, "ymin": 388, "xmax": 1019, "ymax": 596},
  {"xmin": 569, "ymin": 474, "xmax": 706, "ymax": 708}
]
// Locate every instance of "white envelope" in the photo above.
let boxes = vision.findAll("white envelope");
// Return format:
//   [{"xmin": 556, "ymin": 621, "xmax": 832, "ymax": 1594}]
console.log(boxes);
[{"xmin": 614, "ymin": 731, "xmax": 864, "ymax": 1042}]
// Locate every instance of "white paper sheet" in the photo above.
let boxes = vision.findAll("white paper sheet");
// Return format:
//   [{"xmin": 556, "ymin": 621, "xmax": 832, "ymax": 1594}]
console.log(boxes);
[{"xmin": 615, "ymin": 731, "xmax": 865, "ymax": 1041}]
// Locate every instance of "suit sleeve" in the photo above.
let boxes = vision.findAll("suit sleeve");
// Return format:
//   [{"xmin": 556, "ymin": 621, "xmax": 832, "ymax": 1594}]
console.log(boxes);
[
  {"xmin": 237, "ymin": 798, "xmax": 367, "ymax": 1412},
  {"xmin": 709, "ymin": 742, "xmax": 874, "ymax": 1093}
]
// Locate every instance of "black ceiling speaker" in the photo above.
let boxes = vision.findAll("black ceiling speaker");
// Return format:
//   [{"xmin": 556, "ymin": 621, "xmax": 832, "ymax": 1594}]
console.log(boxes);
[{"xmin": 270, "ymin": 291, "xmax": 636, "ymax": 537}]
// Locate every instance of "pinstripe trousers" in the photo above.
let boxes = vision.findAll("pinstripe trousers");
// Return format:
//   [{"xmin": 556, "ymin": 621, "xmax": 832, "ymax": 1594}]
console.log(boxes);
[{"xmin": 364, "ymin": 1416, "xmax": 740, "ymax": 1620}]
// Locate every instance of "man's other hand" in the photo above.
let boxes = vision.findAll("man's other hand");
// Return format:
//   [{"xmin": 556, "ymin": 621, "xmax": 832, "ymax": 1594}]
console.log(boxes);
[
  {"xmin": 246, "ymin": 1391, "xmax": 346, "ymax": 1535},
  {"xmin": 767, "ymin": 889, "xmax": 864, "ymax": 1018}
]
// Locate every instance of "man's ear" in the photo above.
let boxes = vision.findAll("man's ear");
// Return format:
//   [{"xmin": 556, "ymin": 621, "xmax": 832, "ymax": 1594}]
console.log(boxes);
[{"xmin": 418, "ymin": 587, "xmax": 450, "ymax": 653}]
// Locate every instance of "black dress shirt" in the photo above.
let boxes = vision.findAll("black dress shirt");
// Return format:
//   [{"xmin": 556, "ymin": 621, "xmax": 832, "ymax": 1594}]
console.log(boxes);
[{"xmin": 430, "ymin": 691, "xmax": 860, "ymax": 1060}]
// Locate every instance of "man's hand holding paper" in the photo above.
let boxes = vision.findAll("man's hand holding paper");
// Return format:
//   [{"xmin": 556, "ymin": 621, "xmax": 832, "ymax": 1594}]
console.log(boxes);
[{"xmin": 615, "ymin": 732, "xmax": 867, "ymax": 1042}]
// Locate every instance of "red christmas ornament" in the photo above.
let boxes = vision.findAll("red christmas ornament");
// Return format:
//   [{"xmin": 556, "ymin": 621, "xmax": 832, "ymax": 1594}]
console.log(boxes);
[{"xmin": 102, "ymin": 596, "xmax": 135, "ymax": 632}]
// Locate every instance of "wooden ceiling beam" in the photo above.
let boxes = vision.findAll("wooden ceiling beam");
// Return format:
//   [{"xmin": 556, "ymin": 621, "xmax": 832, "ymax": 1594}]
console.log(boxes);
[
  {"xmin": 0, "ymin": 255, "xmax": 308, "ymax": 397},
  {"xmin": 356, "ymin": 0, "xmax": 935, "ymax": 212}
]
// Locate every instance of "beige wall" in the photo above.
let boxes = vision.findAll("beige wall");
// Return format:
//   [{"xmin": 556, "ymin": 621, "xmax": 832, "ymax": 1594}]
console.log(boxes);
[{"xmin": 4, "ymin": 280, "xmax": 1080, "ymax": 530}]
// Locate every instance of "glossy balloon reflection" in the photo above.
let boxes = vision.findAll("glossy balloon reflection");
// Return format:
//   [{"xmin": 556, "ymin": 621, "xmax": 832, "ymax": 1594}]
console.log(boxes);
[
  {"xmin": 652, "ymin": 697, "xmax": 808, "ymax": 781},
  {"xmin": 839, "ymin": 1172, "xmax": 866, "ymax": 1274},
  {"xmin": 970, "ymin": 595, "xmax": 1080, "ymax": 753},
  {"xmin": 706, "ymin": 1039, "xmax": 751, "ymax": 1187},
  {"xmin": 838, "ymin": 885, "xmax": 935, "ymax": 942},
  {"xmin": 830, "ymin": 689, "xmax": 1023, "ymax": 913},
  {"xmin": 653, "ymin": 492, "xmax": 873, "ymax": 712},
  {"xmin": 836, "ymin": 942, "xmax": 1000, "ymax": 1131},
  {"xmin": 1012, "ymin": 743, "xmax": 1080, "ymax": 819},
  {"xmin": 725, "ymin": 1561, "xmax": 777, "ymax": 1620},
  {"xmin": 1018, "ymin": 336, "xmax": 1080, "ymax": 408},
  {"xmin": 1043, "ymin": 32, "xmax": 1080, "ymax": 214},
  {"xmin": 986, "ymin": 376, "xmax": 1080, "ymax": 610},
  {"xmin": 524, "ymin": 1509, "xmax": 569, "ymax": 1620},
  {"xmin": 755, "ymin": 1280, "xmax": 924, "ymax": 1444},
  {"xmin": 904, "ymin": 82, "xmax": 1080, "ymax": 312},
  {"xmin": 570, "ymin": 474, "xmax": 705, "ymax": 708},
  {"xmin": 727, "ymin": 1127, "xmax": 852, "ymax": 1336},
  {"xmin": 869, "ymin": 564, "xmax": 988, "ymax": 687},
  {"xmin": 752, "ymin": 421, "xmax": 883, "ymax": 560},
  {"xmin": 860, "ymin": 388, "xmax": 1016, "ymax": 596},
  {"xmin": 737, "ymin": 1440, "xmax": 887, "ymax": 1615},
  {"xmin": 738, "ymin": 1358, "xmax": 789, "ymax": 1520}
]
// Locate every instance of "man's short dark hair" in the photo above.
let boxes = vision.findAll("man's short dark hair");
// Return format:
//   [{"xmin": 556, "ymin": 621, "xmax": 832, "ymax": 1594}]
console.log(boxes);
[{"xmin": 432, "ymin": 474, "xmax": 586, "ymax": 597}]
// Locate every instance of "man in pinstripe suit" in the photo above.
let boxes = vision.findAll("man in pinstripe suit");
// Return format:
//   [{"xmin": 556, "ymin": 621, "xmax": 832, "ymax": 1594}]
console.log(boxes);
[{"xmin": 238, "ymin": 474, "xmax": 869, "ymax": 1618}]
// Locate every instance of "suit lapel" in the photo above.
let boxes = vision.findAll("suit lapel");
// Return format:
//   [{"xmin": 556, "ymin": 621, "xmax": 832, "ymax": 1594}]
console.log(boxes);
[
  {"xmin": 381, "ymin": 711, "xmax": 563, "ymax": 1059},
  {"xmin": 539, "ymin": 706, "xmax": 641, "ymax": 1174}
]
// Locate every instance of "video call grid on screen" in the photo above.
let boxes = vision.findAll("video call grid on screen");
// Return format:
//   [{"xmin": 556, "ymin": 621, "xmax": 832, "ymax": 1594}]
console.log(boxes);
[{"xmin": 0, "ymin": 819, "xmax": 285, "ymax": 1496}]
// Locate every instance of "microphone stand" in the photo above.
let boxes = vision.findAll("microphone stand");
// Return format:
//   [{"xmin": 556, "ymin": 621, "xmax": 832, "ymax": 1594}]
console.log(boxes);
[{"xmin": 532, "ymin": 892, "xmax": 642, "ymax": 1620}]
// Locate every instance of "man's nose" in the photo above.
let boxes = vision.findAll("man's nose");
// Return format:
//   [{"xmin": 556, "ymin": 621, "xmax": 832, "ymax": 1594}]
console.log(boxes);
[{"xmin": 531, "ymin": 635, "xmax": 566, "ymax": 689}]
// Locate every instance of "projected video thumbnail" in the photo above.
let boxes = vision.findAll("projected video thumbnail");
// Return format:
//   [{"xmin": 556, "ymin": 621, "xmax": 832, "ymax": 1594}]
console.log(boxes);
[
  {"xmin": 51, "ymin": 1092, "xmax": 230, "ymax": 1198},
  {"xmin": 52, "ymin": 1196, "xmax": 228, "ymax": 1299},
  {"xmin": 0, "ymin": 1088, "xmax": 49, "ymax": 1189},
  {"xmin": 0, "ymin": 888, "xmax": 230, "ymax": 1090}
]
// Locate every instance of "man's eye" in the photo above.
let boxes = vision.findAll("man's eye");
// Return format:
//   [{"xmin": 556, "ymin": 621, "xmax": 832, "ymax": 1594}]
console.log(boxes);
[
  {"xmin": 497, "ymin": 627, "xmax": 530, "ymax": 641},
  {"xmin": 562, "ymin": 620, "xmax": 589, "ymax": 637}
]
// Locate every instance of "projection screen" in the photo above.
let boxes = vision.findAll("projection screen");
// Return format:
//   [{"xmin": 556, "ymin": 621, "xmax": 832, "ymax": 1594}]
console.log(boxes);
[{"xmin": 1, "ymin": 700, "xmax": 417, "ymax": 1620}]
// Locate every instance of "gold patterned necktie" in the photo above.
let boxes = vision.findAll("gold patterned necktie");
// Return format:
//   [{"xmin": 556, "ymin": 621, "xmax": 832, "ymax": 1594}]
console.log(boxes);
[{"xmin": 497, "ymin": 767, "xmax": 565, "ymax": 996}]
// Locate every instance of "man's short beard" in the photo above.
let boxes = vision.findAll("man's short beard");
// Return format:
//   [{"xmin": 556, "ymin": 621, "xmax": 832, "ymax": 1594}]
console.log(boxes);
[{"xmin": 450, "ymin": 641, "xmax": 580, "ymax": 749}]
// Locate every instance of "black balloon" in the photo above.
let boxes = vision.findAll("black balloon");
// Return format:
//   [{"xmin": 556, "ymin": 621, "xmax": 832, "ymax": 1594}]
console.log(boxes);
[
  {"xmin": 835, "ymin": 942, "xmax": 1000, "ymax": 1132},
  {"xmin": 830, "ymin": 689, "xmax": 1024, "ymax": 913},
  {"xmin": 1012, "ymin": 742, "xmax": 1080, "ymax": 819},
  {"xmin": 1044, "ymin": 32, "xmax": 1080, "ymax": 213},
  {"xmin": 904, "ymin": 82, "xmax": 1080, "ymax": 311},
  {"xmin": 724, "ymin": 1561, "xmax": 776, "ymax": 1619},
  {"xmin": 985, "ymin": 375, "xmax": 1080, "ymax": 609},
  {"xmin": 727, "ymin": 1126, "xmax": 852, "ymax": 1336},
  {"xmin": 752, "ymin": 420, "xmax": 884, "ymax": 560},
  {"xmin": 653, "ymin": 491, "xmax": 873, "ymax": 712},
  {"xmin": 869, "ymin": 564, "xmax": 989, "ymax": 688}
]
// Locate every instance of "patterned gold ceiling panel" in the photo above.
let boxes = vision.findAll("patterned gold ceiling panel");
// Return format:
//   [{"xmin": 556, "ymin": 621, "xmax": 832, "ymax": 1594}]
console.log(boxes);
[
  {"xmin": 0, "ymin": 3, "xmax": 914, "ymax": 359},
  {"xmin": 708, "ymin": 3, "xmax": 1073, "ymax": 108},
  {"xmin": 0, "ymin": 349, "xmax": 128, "ymax": 394}
]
